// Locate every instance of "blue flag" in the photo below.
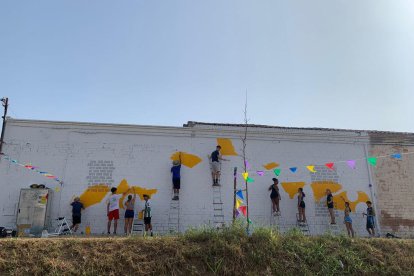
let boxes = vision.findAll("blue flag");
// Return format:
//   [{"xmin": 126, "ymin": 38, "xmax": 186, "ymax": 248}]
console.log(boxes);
[
  {"xmin": 236, "ymin": 190, "xmax": 244, "ymax": 200},
  {"xmin": 289, "ymin": 167, "xmax": 297, "ymax": 173},
  {"xmin": 391, "ymin": 153, "xmax": 402, "ymax": 159}
]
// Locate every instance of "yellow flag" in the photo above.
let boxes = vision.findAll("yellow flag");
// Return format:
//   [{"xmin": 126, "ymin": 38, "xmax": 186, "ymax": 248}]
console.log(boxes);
[
  {"xmin": 236, "ymin": 198, "xmax": 243, "ymax": 209},
  {"xmin": 306, "ymin": 165, "xmax": 316, "ymax": 173},
  {"xmin": 242, "ymin": 172, "xmax": 249, "ymax": 180}
]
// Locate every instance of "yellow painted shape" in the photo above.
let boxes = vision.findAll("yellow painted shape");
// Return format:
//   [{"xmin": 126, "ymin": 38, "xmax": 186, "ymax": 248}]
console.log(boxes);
[
  {"xmin": 281, "ymin": 182, "xmax": 306, "ymax": 199},
  {"xmin": 79, "ymin": 179, "xmax": 158, "ymax": 209},
  {"xmin": 79, "ymin": 184, "xmax": 110, "ymax": 208},
  {"xmin": 333, "ymin": 191, "xmax": 370, "ymax": 211},
  {"xmin": 310, "ymin": 181, "xmax": 343, "ymax": 202},
  {"xmin": 217, "ymin": 138, "xmax": 238, "ymax": 156},
  {"xmin": 170, "ymin": 151, "xmax": 202, "ymax": 168},
  {"xmin": 263, "ymin": 162, "xmax": 279, "ymax": 170}
]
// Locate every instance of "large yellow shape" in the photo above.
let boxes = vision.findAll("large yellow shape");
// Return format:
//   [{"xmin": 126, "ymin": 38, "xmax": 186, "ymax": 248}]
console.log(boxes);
[
  {"xmin": 170, "ymin": 151, "xmax": 202, "ymax": 168},
  {"xmin": 263, "ymin": 162, "xmax": 279, "ymax": 170},
  {"xmin": 216, "ymin": 138, "xmax": 238, "ymax": 156},
  {"xmin": 78, "ymin": 179, "xmax": 158, "ymax": 209},
  {"xmin": 79, "ymin": 185, "xmax": 110, "ymax": 208},
  {"xmin": 333, "ymin": 191, "xmax": 370, "ymax": 211},
  {"xmin": 310, "ymin": 181, "xmax": 343, "ymax": 202},
  {"xmin": 281, "ymin": 182, "xmax": 306, "ymax": 199}
]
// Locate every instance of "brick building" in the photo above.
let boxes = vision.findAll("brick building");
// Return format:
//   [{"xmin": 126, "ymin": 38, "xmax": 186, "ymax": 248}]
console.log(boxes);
[{"xmin": 0, "ymin": 118, "xmax": 413, "ymax": 237}]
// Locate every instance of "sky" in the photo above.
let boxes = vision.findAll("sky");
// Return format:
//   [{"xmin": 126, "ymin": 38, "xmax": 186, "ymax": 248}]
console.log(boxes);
[{"xmin": 1, "ymin": 0, "xmax": 413, "ymax": 132}]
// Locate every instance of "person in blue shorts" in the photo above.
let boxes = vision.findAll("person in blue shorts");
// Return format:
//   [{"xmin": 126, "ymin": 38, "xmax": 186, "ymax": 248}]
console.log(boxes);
[
  {"xmin": 124, "ymin": 187, "xmax": 136, "ymax": 235},
  {"xmin": 363, "ymin": 201, "xmax": 376, "ymax": 237},
  {"xmin": 343, "ymin": 201, "xmax": 355, "ymax": 238}
]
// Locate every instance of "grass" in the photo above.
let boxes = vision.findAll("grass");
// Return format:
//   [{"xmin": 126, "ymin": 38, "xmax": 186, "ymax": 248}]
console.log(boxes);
[{"xmin": 0, "ymin": 224, "xmax": 413, "ymax": 275}]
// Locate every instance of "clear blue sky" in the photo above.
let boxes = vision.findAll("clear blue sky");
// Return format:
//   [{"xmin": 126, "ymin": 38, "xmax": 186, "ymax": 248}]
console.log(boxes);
[{"xmin": 1, "ymin": 1, "xmax": 413, "ymax": 132}]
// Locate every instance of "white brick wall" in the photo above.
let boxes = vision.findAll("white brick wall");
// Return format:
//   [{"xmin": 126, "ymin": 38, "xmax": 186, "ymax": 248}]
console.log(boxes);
[{"xmin": 0, "ymin": 119, "xmax": 375, "ymax": 236}]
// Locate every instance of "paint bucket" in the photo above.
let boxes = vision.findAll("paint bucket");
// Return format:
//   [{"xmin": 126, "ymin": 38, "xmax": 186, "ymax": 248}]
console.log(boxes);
[
  {"xmin": 138, "ymin": 211, "xmax": 143, "ymax": 220},
  {"xmin": 85, "ymin": 225, "xmax": 91, "ymax": 236}
]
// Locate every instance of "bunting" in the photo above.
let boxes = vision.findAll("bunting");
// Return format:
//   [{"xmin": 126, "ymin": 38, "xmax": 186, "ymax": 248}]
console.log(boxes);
[
  {"xmin": 239, "ymin": 206, "xmax": 247, "ymax": 216},
  {"xmin": 273, "ymin": 168, "xmax": 281, "ymax": 176},
  {"xmin": 325, "ymin": 163, "xmax": 335, "ymax": 170},
  {"xmin": 347, "ymin": 160, "xmax": 356, "ymax": 169},
  {"xmin": 306, "ymin": 165, "xmax": 316, "ymax": 173},
  {"xmin": 289, "ymin": 167, "xmax": 297, "ymax": 173},
  {"xmin": 236, "ymin": 190, "xmax": 244, "ymax": 200},
  {"xmin": 367, "ymin": 157, "xmax": 377, "ymax": 167},
  {"xmin": 1, "ymin": 154, "xmax": 62, "ymax": 184}
]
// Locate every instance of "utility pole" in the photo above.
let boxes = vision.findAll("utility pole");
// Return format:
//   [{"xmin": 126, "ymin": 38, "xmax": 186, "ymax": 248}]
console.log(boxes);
[
  {"xmin": 0, "ymin": 97, "xmax": 9, "ymax": 156},
  {"xmin": 233, "ymin": 167, "xmax": 237, "ymax": 222}
]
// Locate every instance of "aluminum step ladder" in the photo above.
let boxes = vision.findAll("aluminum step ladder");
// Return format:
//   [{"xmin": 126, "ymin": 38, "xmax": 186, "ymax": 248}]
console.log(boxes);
[
  {"xmin": 212, "ymin": 185, "xmax": 225, "ymax": 228},
  {"xmin": 132, "ymin": 212, "xmax": 144, "ymax": 236},
  {"xmin": 270, "ymin": 204, "xmax": 281, "ymax": 231},
  {"xmin": 168, "ymin": 194, "xmax": 180, "ymax": 234},
  {"xmin": 296, "ymin": 213, "xmax": 311, "ymax": 236}
]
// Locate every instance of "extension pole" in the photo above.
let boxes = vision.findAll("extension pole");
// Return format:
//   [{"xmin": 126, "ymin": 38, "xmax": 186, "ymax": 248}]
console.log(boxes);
[
  {"xmin": 0, "ymin": 97, "xmax": 9, "ymax": 157},
  {"xmin": 233, "ymin": 167, "xmax": 237, "ymax": 222}
]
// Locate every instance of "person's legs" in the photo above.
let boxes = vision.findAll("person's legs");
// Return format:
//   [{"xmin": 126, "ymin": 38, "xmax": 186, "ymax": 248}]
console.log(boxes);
[
  {"xmin": 124, "ymin": 218, "xmax": 128, "ymax": 234},
  {"xmin": 275, "ymin": 198, "xmax": 280, "ymax": 213},
  {"xmin": 271, "ymin": 198, "xmax": 276, "ymax": 213},
  {"xmin": 329, "ymin": 208, "xmax": 336, "ymax": 224},
  {"xmin": 350, "ymin": 223, "xmax": 355, "ymax": 238},
  {"xmin": 107, "ymin": 219, "xmax": 112, "ymax": 234},
  {"xmin": 114, "ymin": 219, "xmax": 118, "ymax": 234},
  {"xmin": 302, "ymin": 208, "xmax": 307, "ymax": 223},
  {"xmin": 345, "ymin": 222, "xmax": 351, "ymax": 237},
  {"xmin": 371, "ymin": 227, "xmax": 375, "ymax": 237}
]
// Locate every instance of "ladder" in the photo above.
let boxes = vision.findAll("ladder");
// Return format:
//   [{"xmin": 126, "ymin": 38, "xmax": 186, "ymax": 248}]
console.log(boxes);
[
  {"xmin": 44, "ymin": 217, "xmax": 72, "ymax": 237},
  {"xmin": 213, "ymin": 185, "xmax": 225, "ymax": 228},
  {"xmin": 168, "ymin": 195, "xmax": 180, "ymax": 234},
  {"xmin": 270, "ymin": 205, "xmax": 281, "ymax": 231},
  {"xmin": 327, "ymin": 223, "xmax": 341, "ymax": 235},
  {"xmin": 296, "ymin": 213, "xmax": 311, "ymax": 236},
  {"xmin": 132, "ymin": 212, "xmax": 144, "ymax": 236}
]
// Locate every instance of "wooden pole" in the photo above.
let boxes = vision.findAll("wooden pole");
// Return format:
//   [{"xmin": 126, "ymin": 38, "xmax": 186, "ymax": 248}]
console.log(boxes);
[
  {"xmin": 233, "ymin": 167, "xmax": 237, "ymax": 222},
  {"xmin": 0, "ymin": 97, "xmax": 9, "ymax": 156}
]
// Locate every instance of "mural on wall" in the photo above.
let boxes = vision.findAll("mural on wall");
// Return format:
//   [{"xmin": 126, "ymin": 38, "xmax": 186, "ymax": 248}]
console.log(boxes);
[
  {"xmin": 170, "ymin": 152, "xmax": 202, "ymax": 168},
  {"xmin": 281, "ymin": 181, "xmax": 370, "ymax": 211},
  {"xmin": 79, "ymin": 179, "xmax": 158, "ymax": 209},
  {"xmin": 216, "ymin": 138, "xmax": 238, "ymax": 156},
  {"xmin": 281, "ymin": 182, "xmax": 306, "ymax": 199}
]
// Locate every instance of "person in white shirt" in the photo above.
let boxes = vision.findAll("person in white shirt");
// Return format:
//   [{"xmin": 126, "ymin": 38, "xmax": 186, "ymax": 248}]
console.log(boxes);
[{"xmin": 107, "ymin": 187, "xmax": 132, "ymax": 235}]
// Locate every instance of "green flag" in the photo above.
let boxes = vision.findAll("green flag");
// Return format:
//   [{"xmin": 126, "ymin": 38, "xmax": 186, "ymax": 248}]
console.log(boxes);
[
  {"xmin": 273, "ymin": 168, "xmax": 281, "ymax": 176},
  {"xmin": 367, "ymin": 157, "xmax": 377, "ymax": 167}
]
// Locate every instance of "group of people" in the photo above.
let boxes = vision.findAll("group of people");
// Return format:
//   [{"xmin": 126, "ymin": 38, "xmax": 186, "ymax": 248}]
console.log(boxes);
[
  {"xmin": 69, "ymin": 144, "xmax": 377, "ymax": 238},
  {"xmin": 70, "ymin": 187, "xmax": 153, "ymax": 236},
  {"xmin": 269, "ymin": 179, "xmax": 377, "ymax": 237}
]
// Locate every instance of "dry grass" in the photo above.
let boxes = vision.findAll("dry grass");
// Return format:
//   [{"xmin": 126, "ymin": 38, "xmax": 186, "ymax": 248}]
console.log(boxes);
[{"xmin": 0, "ymin": 226, "xmax": 413, "ymax": 275}]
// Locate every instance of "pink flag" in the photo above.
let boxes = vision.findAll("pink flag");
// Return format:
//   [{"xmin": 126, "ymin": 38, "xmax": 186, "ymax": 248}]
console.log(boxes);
[{"xmin": 256, "ymin": 171, "xmax": 264, "ymax": 176}]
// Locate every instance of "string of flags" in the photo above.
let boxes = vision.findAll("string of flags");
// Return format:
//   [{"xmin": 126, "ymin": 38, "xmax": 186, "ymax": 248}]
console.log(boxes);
[
  {"xmin": 235, "ymin": 189, "xmax": 252, "ymax": 224},
  {"xmin": 1, "ymin": 153, "xmax": 63, "ymax": 184},
  {"xmin": 240, "ymin": 151, "xmax": 413, "ymax": 181}
]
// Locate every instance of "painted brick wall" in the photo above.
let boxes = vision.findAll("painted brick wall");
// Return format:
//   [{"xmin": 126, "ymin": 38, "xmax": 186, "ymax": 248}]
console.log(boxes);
[
  {"xmin": 369, "ymin": 144, "xmax": 414, "ymax": 237},
  {"xmin": 0, "ymin": 120, "xmax": 377, "ymax": 236}
]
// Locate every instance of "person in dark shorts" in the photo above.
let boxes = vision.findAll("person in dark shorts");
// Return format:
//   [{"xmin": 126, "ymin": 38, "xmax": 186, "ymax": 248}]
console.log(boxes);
[
  {"xmin": 326, "ymin": 189, "xmax": 336, "ymax": 224},
  {"xmin": 297, "ymin": 188, "xmax": 306, "ymax": 224},
  {"xmin": 343, "ymin": 201, "xmax": 355, "ymax": 238},
  {"xmin": 124, "ymin": 187, "xmax": 136, "ymax": 235},
  {"xmin": 268, "ymin": 178, "xmax": 281, "ymax": 216},
  {"xmin": 70, "ymin": 197, "xmax": 84, "ymax": 233},
  {"xmin": 171, "ymin": 153, "xmax": 182, "ymax": 200},
  {"xmin": 363, "ymin": 201, "xmax": 376, "ymax": 237},
  {"xmin": 142, "ymin": 194, "xmax": 153, "ymax": 237}
]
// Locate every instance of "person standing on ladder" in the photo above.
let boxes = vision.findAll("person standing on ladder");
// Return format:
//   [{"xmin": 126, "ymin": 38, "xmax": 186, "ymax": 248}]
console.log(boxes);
[
  {"xmin": 171, "ymin": 153, "xmax": 182, "ymax": 200},
  {"xmin": 210, "ymin": 145, "xmax": 228, "ymax": 186}
]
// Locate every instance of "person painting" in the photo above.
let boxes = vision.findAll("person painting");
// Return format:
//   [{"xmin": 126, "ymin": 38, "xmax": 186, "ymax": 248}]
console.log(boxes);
[
  {"xmin": 210, "ymin": 145, "xmax": 229, "ymax": 186},
  {"xmin": 363, "ymin": 201, "xmax": 376, "ymax": 237},
  {"xmin": 343, "ymin": 201, "xmax": 355, "ymax": 238},
  {"xmin": 143, "ymin": 194, "xmax": 153, "ymax": 237},
  {"xmin": 171, "ymin": 153, "xmax": 182, "ymax": 200},
  {"xmin": 269, "ymin": 178, "xmax": 281, "ymax": 216},
  {"xmin": 124, "ymin": 187, "xmax": 136, "ymax": 235},
  {"xmin": 326, "ymin": 189, "xmax": 336, "ymax": 224},
  {"xmin": 107, "ymin": 187, "xmax": 132, "ymax": 235},
  {"xmin": 70, "ymin": 197, "xmax": 84, "ymax": 233},
  {"xmin": 297, "ymin": 188, "xmax": 306, "ymax": 224}
]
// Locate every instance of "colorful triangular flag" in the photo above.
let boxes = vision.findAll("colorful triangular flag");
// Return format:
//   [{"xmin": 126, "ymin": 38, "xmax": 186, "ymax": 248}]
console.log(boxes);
[
  {"xmin": 239, "ymin": 206, "xmax": 247, "ymax": 216},
  {"xmin": 367, "ymin": 157, "xmax": 377, "ymax": 167},
  {"xmin": 289, "ymin": 167, "xmax": 297, "ymax": 173},
  {"xmin": 391, "ymin": 153, "xmax": 402, "ymax": 159},
  {"xmin": 306, "ymin": 165, "xmax": 316, "ymax": 173},
  {"xmin": 246, "ymin": 177, "xmax": 255, "ymax": 183},
  {"xmin": 273, "ymin": 168, "xmax": 281, "ymax": 176},
  {"xmin": 346, "ymin": 160, "xmax": 356, "ymax": 169},
  {"xmin": 245, "ymin": 160, "xmax": 250, "ymax": 169},
  {"xmin": 247, "ymin": 218, "xmax": 252, "ymax": 224},
  {"xmin": 236, "ymin": 198, "xmax": 243, "ymax": 209},
  {"xmin": 256, "ymin": 171, "xmax": 264, "ymax": 176},
  {"xmin": 242, "ymin": 172, "xmax": 249, "ymax": 180},
  {"xmin": 325, "ymin": 163, "xmax": 335, "ymax": 170},
  {"xmin": 236, "ymin": 190, "xmax": 244, "ymax": 200}
]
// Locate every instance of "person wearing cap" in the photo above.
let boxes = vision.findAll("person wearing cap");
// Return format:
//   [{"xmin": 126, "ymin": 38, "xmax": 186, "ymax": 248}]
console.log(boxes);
[
  {"xmin": 171, "ymin": 153, "xmax": 182, "ymax": 200},
  {"xmin": 210, "ymin": 145, "xmax": 229, "ymax": 186},
  {"xmin": 70, "ymin": 197, "xmax": 84, "ymax": 233}
]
